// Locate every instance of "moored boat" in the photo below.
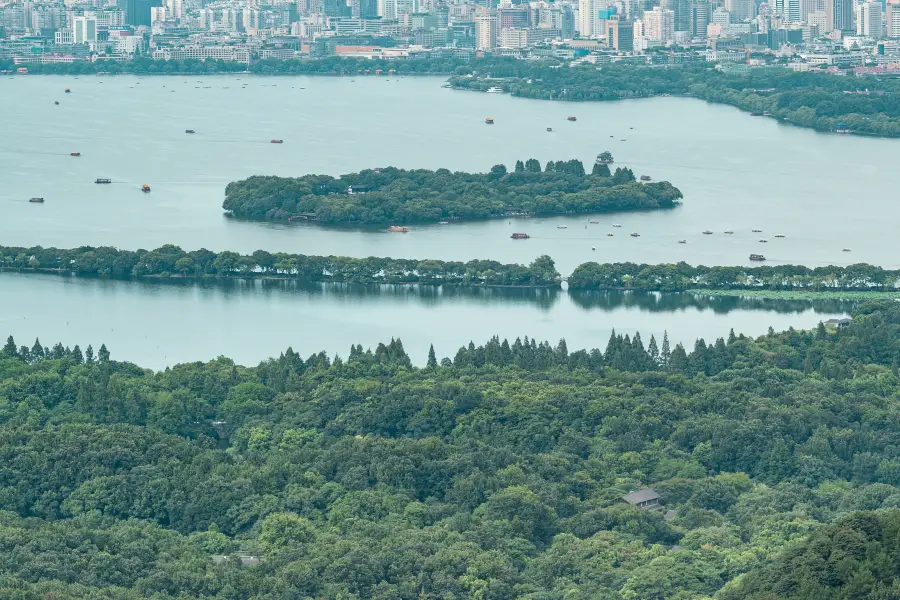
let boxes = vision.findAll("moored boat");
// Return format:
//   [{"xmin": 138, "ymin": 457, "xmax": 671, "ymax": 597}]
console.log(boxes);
[
  {"xmin": 388, "ymin": 225, "xmax": 409, "ymax": 233},
  {"xmin": 486, "ymin": 86, "xmax": 503, "ymax": 93}
]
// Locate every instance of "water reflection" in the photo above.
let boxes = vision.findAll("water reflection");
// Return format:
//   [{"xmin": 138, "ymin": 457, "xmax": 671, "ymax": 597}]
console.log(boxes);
[{"xmin": 569, "ymin": 290, "xmax": 859, "ymax": 315}]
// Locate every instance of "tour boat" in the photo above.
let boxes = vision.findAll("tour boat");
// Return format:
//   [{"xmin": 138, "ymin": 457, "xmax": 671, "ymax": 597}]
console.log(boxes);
[
  {"xmin": 567, "ymin": 116, "xmax": 577, "ymax": 121},
  {"xmin": 630, "ymin": 232, "xmax": 640, "ymax": 237},
  {"xmin": 64, "ymin": 88, "xmax": 71, "ymax": 93},
  {"xmin": 842, "ymin": 248, "xmax": 851, "ymax": 252},
  {"xmin": 595, "ymin": 154, "xmax": 613, "ymax": 165},
  {"xmin": 141, "ymin": 184, "xmax": 151, "ymax": 193},
  {"xmin": 678, "ymin": 240, "xmax": 687, "ymax": 244},
  {"xmin": 759, "ymin": 239, "xmax": 768, "ymax": 243},
  {"xmin": 511, "ymin": 233, "xmax": 529, "ymax": 239},
  {"xmin": 724, "ymin": 230, "xmax": 734, "ymax": 234},
  {"xmin": 640, "ymin": 175, "xmax": 651, "ymax": 181},
  {"xmin": 749, "ymin": 254, "xmax": 766, "ymax": 261},
  {"xmin": 95, "ymin": 178, "xmax": 111, "ymax": 184},
  {"xmin": 774, "ymin": 234, "xmax": 785, "ymax": 238},
  {"xmin": 388, "ymin": 225, "xmax": 409, "ymax": 233},
  {"xmin": 486, "ymin": 86, "xmax": 503, "ymax": 93},
  {"xmin": 270, "ymin": 139, "xmax": 283, "ymax": 144},
  {"xmin": 546, "ymin": 127, "xmax": 553, "ymax": 132},
  {"xmin": 485, "ymin": 117, "xmax": 494, "ymax": 124},
  {"xmin": 185, "ymin": 129, "xmax": 195, "ymax": 134},
  {"xmin": 703, "ymin": 230, "xmax": 713, "ymax": 235},
  {"xmin": 70, "ymin": 152, "xmax": 80, "ymax": 156},
  {"xmin": 557, "ymin": 225, "xmax": 567, "ymax": 229},
  {"xmin": 29, "ymin": 197, "xmax": 44, "ymax": 203},
  {"xmin": 752, "ymin": 229, "xmax": 762, "ymax": 232},
  {"xmin": 613, "ymin": 224, "xmax": 622, "ymax": 228}
]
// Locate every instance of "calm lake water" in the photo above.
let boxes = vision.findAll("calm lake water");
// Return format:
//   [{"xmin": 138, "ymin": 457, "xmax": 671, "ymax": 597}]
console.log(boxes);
[
  {"xmin": 1, "ymin": 74, "xmax": 897, "ymax": 274},
  {"xmin": 0, "ymin": 273, "xmax": 847, "ymax": 369}
]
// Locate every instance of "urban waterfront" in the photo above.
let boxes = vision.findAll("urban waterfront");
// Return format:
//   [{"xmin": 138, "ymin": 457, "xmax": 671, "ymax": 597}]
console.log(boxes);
[
  {"xmin": 0, "ymin": 273, "xmax": 848, "ymax": 368},
  {"xmin": 1, "ymin": 75, "xmax": 898, "ymax": 274}
]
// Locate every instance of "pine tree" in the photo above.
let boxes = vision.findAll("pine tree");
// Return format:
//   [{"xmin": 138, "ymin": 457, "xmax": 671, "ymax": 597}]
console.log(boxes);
[
  {"xmin": 85, "ymin": 345, "xmax": 95, "ymax": 364},
  {"xmin": 816, "ymin": 321, "xmax": 827, "ymax": 339},
  {"xmin": 427, "ymin": 344, "xmax": 437, "ymax": 369},
  {"xmin": 2, "ymin": 336, "xmax": 17, "ymax": 358},
  {"xmin": 728, "ymin": 328, "xmax": 737, "ymax": 344},
  {"xmin": 591, "ymin": 163, "xmax": 611, "ymax": 177},
  {"xmin": 661, "ymin": 331, "xmax": 671, "ymax": 367},
  {"xmin": 556, "ymin": 338, "xmax": 568, "ymax": 361},
  {"xmin": 98, "ymin": 344, "xmax": 110, "ymax": 363},
  {"xmin": 669, "ymin": 343, "xmax": 689, "ymax": 373},
  {"xmin": 72, "ymin": 345, "xmax": 84, "ymax": 364},
  {"xmin": 648, "ymin": 335, "xmax": 660, "ymax": 365},
  {"xmin": 514, "ymin": 160, "xmax": 525, "ymax": 173},
  {"xmin": 31, "ymin": 338, "xmax": 45, "ymax": 360}
]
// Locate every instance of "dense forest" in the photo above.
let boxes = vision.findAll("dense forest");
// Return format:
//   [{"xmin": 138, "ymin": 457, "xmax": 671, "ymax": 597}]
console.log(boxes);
[
  {"xmin": 222, "ymin": 159, "xmax": 681, "ymax": 224},
  {"xmin": 0, "ymin": 245, "xmax": 560, "ymax": 287},
  {"xmin": 9, "ymin": 55, "xmax": 900, "ymax": 136},
  {"xmin": 3, "ymin": 301, "xmax": 900, "ymax": 598},
  {"xmin": 568, "ymin": 261, "xmax": 900, "ymax": 292}
]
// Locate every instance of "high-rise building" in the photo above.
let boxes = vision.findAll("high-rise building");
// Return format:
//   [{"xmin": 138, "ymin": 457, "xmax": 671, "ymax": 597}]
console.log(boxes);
[
  {"xmin": 632, "ymin": 17, "xmax": 644, "ymax": 49},
  {"xmin": 807, "ymin": 10, "xmax": 828, "ymax": 31},
  {"xmin": 125, "ymin": 0, "xmax": 161, "ymax": 26},
  {"xmin": 660, "ymin": 0, "xmax": 690, "ymax": 32},
  {"xmin": 606, "ymin": 16, "xmax": 633, "ymax": 48},
  {"xmin": 72, "ymin": 16, "xmax": 97, "ymax": 43},
  {"xmin": 499, "ymin": 7, "xmax": 529, "ymax": 27},
  {"xmin": 888, "ymin": 0, "xmax": 900, "ymax": 36},
  {"xmin": 825, "ymin": 0, "xmax": 853, "ymax": 31},
  {"xmin": 689, "ymin": 0, "xmax": 709, "ymax": 36},
  {"xmin": 724, "ymin": 0, "xmax": 754, "ymax": 21},
  {"xmin": 377, "ymin": 0, "xmax": 397, "ymax": 18},
  {"xmin": 642, "ymin": 6, "xmax": 674, "ymax": 39},
  {"xmin": 578, "ymin": 0, "xmax": 600, "ymax": 36},
  {"xmin": 857, "ymin": 1, "xmax": 883, "ymax": 36},
  {"xmin": 711, "ymin": 6, "xmax": 730, "ymax": 25},
  {"xmin": 150, "ymin": 6, "xmax": 165, "ymax": 21},
  {"xmin": 475, "ymin": 10, "xmax": 498, "ymax": 48}
]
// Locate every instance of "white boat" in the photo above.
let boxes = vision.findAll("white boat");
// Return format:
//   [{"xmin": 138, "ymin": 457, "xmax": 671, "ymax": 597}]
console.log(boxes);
[
  {"xmin": 724, "ymin": 230, "xmax": 734, "ymax": 234},
  {"xmin": 774, "ymin": 234, "xmax": 785, "ymax": 238},
  {"xmin": 486, "ymin": 86, "xmax": 504, "ymax": 93},
  {"xmin": 613, "ymin": 224, "xmax": 622, "ymax": 228},
  {"xmin": 557, "ymin": 225, "xmax": 567, "ymax": 229}
]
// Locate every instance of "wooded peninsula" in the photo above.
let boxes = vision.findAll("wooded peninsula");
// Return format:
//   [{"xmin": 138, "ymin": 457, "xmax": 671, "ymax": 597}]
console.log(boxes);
[
  {"xmin": 2, "ymin": 300, "xmax": 900, "ymax": 599},
  {"xmin": 222, "ymin": 158, "xmax": 682, "ymax": 225}
]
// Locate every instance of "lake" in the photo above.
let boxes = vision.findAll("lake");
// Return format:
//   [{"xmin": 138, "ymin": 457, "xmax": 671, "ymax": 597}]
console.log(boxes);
[
  {"xmin": 1, "ymin": 74, "xmax": 897, "ymax": 275},
  {"xmin": 0, "ymin": 273, "xmax": 847, "ymax": 368}
]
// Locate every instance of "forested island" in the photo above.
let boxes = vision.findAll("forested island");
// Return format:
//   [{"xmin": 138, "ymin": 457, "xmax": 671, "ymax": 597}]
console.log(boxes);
[
  {"xmin": 0, "ymin": 244, "xmax": 560, "ymax": 287},
  {"xmin": 10, "ymin": 55, "xmax": 900, "ymax": 136},
  {"xmin": 3, "ymin": 301, "xmax": 900, "ymax": 598},
  {"xmin": 222, "ymin": 158, "xmax": 681, "ymax": 224}
]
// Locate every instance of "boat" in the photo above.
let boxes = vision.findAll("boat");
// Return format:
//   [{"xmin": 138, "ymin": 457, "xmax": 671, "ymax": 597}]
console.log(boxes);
[
  {"xmin": 567, "ymin": 116, "xmax": 577, "ymax": 121},
  {"xmin": 724, "ymin": 230, "xmax": 734, "ymax": 234},
  {"xmin": 749, "ymin": 254, "xmax": 766, "ymax": 261},
  {"xmin": 485, "ymin": 118, "xmax": 494, "ymax": 124},
  {"xmin": 441, "ymin": 83, "xmax": 452, "ymax": 88},
  {"xmin": 141, "ymin": 184, "xmax": 151, "ymax": 193},
  {"xmin": 557, "ymin": 225, "xmax": 567, "ymax": 229},
  {"xmin": 774, "ymin": 234, "xmax": 785, "ymax": 238},
  {"xmin": 595, "ymin": 154, "xmax": 614, "ymax": 165},
  {"xmin": 270, "ymin": 139, "xmax": 283, "ymax": 144},
  {"xmin": 29, "ymin": 197, "xmax": 44, "ymax": 203},
  {"xmin": 678, "ymin": 240, "xmax": 687, "ymax": 244},
  {"xmin": 592, "ymin": 246, "xmax": 596, "ymax": 251},
  {"xmin": 607, "ymin": 233, "xmax": 614, "ymax": 237},
  {"xmin": 640, "ymin": 175, "xmax": 651, "ymax": 181},
  {"xmin": 388, "ymin": 225, "xmax": 409, "ymax": 233},
  {"xmin": 750, "ymin": 111, "xmax": 763, "ymax": 116},
  {"xmin": 842, "ymin": 248, "xmax": 851, "ymax": 252},
  {"xmin": 759, "ymin": 239, "xmax": 768, "ymax": 243},
  {"xmin": 185, "ymin": 129, "xmax": 195, "ymax": 134},
  {"xmin": 702, "ymin": 230, "xmax": 713, "ymax": 235},
  {"xmin": 70, "ymin": 152, "xmax": 80, "ymax": 157},
  {"xmin": 486, "ymin": 86, "xmax": 504, "ymax": 93},
  {"xmin": 613, "ymin": 224, "xmax": 622, "ymax": 228},
  {"xmin": 438, "ymin": 221, "xmax": 449, "ymax": 225},
  {"xmin": 620, "ymin": 139, "xmax": 626, "ymax": 141},
  {"xmin": 54, "ymin": 101, "xmax": 59, "ymax": 105},
  {"xmin": 546, "ymin": 127, "xmax": 553, "ymax": 132},
  {"xmin": 64, "ymin": 88, "xmax": 71, "ymax": 93},
  {"xmin": 630, "ymin": 232, "xmax": 640, "ymax": 237},
  {"xmin": 511, "ymin": 232, "xmax": 529, "ymax": 239},
  {"xmin": 95, "ymin": 178, "xmax": 111, "ymax": 184},
  {"xmin": 589, "ymin": 220, "xmax": 599, "ymax": 224},
  {"xmin": 752, "ymin": 229, "xmax": 762, "ymax": 233}
]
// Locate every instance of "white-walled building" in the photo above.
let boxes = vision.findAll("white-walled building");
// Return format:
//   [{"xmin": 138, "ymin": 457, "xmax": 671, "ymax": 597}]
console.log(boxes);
[
  {"xmin": 475, "ymin": 10, "xmax": 498, "ymax": 49},
  {"xmin": 72, "ymin": 16, "xmax": 97, "ymax": 44},
  {"xmin": 642, "ymin": 6, "xmax": 674, "ymax": 41}
]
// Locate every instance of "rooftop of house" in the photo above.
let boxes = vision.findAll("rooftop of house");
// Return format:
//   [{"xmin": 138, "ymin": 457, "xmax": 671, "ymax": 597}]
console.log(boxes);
[{"xmin": 622, "ymin": 488, "xmax": 660, "ymax": 505}]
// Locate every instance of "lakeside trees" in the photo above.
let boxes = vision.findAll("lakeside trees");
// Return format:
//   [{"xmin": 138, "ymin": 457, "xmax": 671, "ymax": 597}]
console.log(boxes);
[
  {"xmin": 222, "ymin": 159, "xmax": 682, "ymax": 224},
  {"xmin": 4, "ymin": 302, "xmax": 900, "ymax": 597},
  {"xmin": 0, "ymin": 245, "xmax": 561, "ymax": 287}
]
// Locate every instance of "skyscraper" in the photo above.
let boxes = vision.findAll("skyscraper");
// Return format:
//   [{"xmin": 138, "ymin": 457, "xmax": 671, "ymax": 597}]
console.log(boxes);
[
  {"xmin": 724, "ymin": 0, "xmax": 754, "ymax": 21},
  {"xmin": 72, "ymin": 16, "xmax": 97, "ymax": 43},
  {"xmin": 888, "ymin": 0, "xmax": 900, "ymax": 36},
  {"xmin": 642, "ymin": 6, "xmax": 674, "ymax": 40},
  {"xmin": 825, "ymin": 0, "xmax": 853, "ymax": 31},
  {"xmin": 475, "ymin": 10, "xmax": 498, "ymax": 48},
  {"xmin": 125, "ymin": 0, "xmax": 161, "ymax": 26},
  {"xmin": 857, "ymin": 1, "xmax": 883, "ymax": 36},
  {"xmin": 661, "ymin": 0, "xmax": 690, "ymax": 32},
  {"xmin": 689, "ymin": 0, "xmax": 709, "ymax": 37}
]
